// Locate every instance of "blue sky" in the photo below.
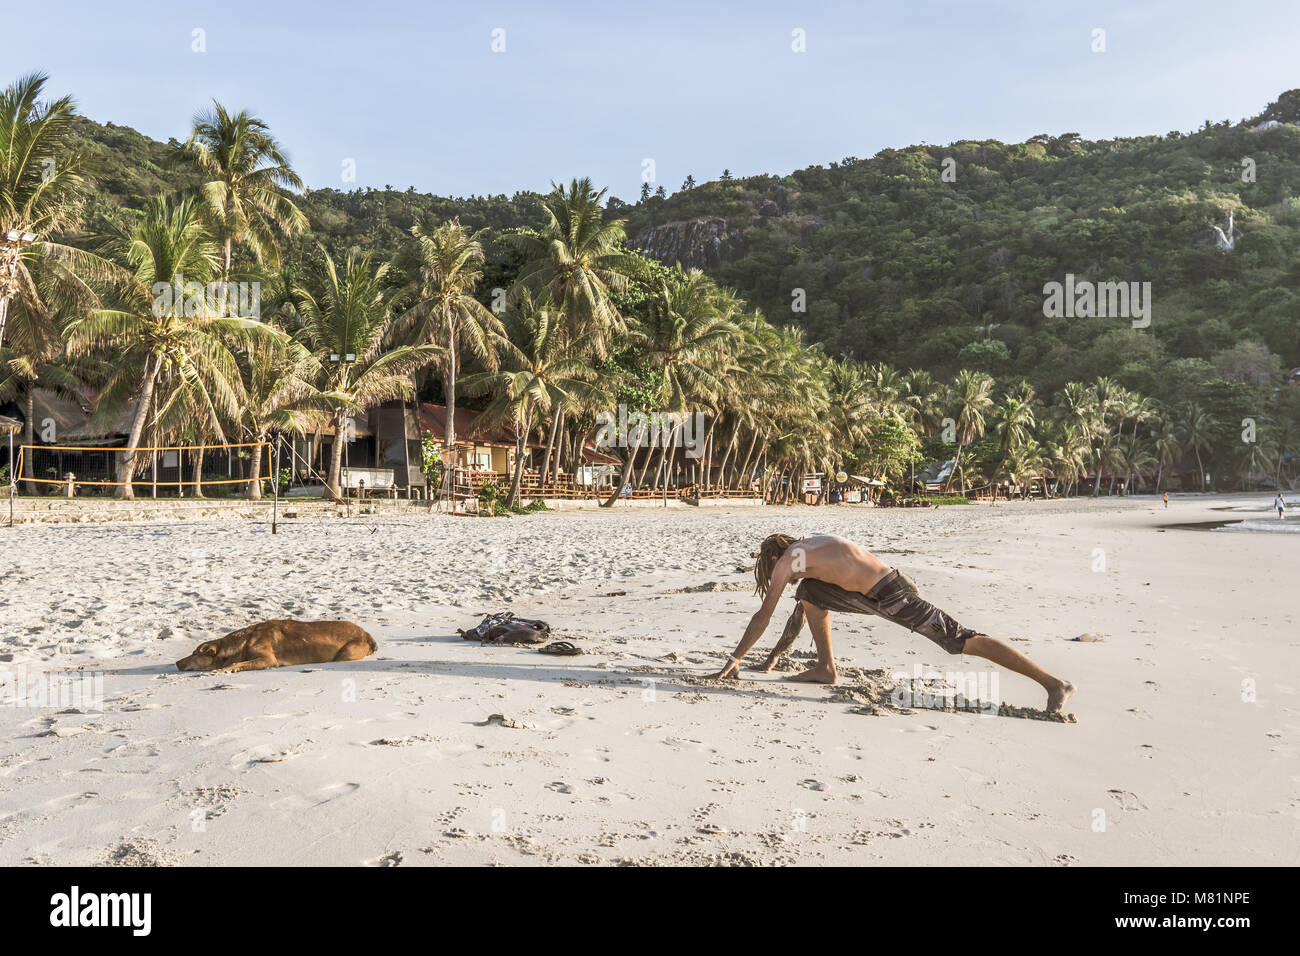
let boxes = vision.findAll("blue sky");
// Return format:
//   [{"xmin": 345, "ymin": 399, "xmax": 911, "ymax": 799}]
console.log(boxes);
[{"xmin": 3, "ymin": 0, "xmax": 1296, "ymax": 200}]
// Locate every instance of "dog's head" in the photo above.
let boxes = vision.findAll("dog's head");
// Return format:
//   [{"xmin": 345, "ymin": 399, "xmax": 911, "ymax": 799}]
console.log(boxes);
[{"xmin": 176, "ymin": 639, "xmax": 236, "ymax": 672}]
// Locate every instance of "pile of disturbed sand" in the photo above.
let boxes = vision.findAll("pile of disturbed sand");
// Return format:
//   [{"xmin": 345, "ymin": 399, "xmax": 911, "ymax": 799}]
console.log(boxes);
[
  {"xmin": 827, "ymin": 665, "xmax": 1076, "ymax": 723},
  {"xmin": 614, "ymin": 657, "xmax": 1076, "ymax": 723}
]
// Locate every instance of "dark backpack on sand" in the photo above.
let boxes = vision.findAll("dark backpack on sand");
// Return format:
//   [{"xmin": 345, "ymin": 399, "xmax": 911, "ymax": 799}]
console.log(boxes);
[{"xmin": 459, "ymin": 612, "xmax": 552, "ymax": 645}]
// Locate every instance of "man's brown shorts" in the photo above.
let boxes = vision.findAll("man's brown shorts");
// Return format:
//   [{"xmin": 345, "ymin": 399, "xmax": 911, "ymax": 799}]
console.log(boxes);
[{"xmin": 794, "ymin": 569, "xmax": 978, "ymax": 655}]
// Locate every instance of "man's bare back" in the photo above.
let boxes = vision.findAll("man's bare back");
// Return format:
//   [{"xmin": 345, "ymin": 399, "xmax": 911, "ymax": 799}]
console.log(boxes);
[{"xmin": 780, "ymin": 534, "xmax": 893, "ymax": 595}]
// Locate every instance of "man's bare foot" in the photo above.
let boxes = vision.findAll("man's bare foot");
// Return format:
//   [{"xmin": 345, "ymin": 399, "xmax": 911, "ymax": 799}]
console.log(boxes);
[
  {"xmin": 786, "ymin": 665, "xmax": 837, "ymax": 684},
  {"xmin": 1047, "ymin": 679, "xmax": 1077, "ymax": 714}
]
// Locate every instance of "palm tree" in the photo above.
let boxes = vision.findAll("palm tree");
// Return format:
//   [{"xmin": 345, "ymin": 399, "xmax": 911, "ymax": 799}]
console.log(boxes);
[
  {"xmin": 236, "ymin": 334, "xmax": 329, "ymax": 498},
  {"xmin": 757, "ymin": 325, "xmax": 832, "ymax": 503},
  {"xmin": 0, "ymin": 72, "xmax": 116, "ymax": 356},
  {"xmin": 1089, "ymin": 377, "xmax": 1121, "ymax": 494},
  {"xmin": 1178, "ymin": 402, "xmax": 1217, "ymax": 492},
  {"xmin": 391, "ymin": 215, "xmax": 503, "ymax": 461},
  {"xmin": 993, "ymin": 383, "xmax": 1037, "ymax": 485},
  {"xmin": 900, "ymin": 369, "xmax": 943, "ymax": 435},
  {"xmin": 825, "ymin": 358, "xmax": 873, "ymax": 465},
  {"xmin": 510, "ymin": 178, "xmax": 637, "ymax": 481},
  {"xmin": 462, "ymin": 288, "xmax": 602, "ymax": 508},
  {"xmin": 293, "ymin": 247, "xmax": 440, "ymax": 498},
  {"xmin": 510, "ymin": 178, "xmax": 636, "ymax": 358},
  {"xmin": 65, "ymin": 197, "xmax": 274, "ymax": 498},
  {"xmin": 1006, "ymin": 437, "xmax": 1047, "ymax": 497},
  {"xmin": 631, "ymin": 269, "xmax": 738, "ymax": 497},
  {"xmin": 899, "ymin": 368, "xmax": 943, "ymax": 491},
  {"xmin": 1152, "ymin": 414, "xmax": 1181, "ymax": 492},
  {"xmin": 1236, "ymin": 439, "xmax": 1275, "ymax": 491},
  {"xmin": 0, "ymin": 316, "xmax": 98, "ymax": 493},
  {"xmin": 863, "ymin": 362, "xmax": 905, "ymax": 418},
  {"xmin": 1042, "ymin": 421, "xmax": 1089, "ymax": 496},
  {"xmin": 724, "ymin": 309, "xmax": 787, "ymax": 492},
  {"xmin": 1115, "ymin": 435, "xmax": 1157, "ymax": 494},
  {"xmin": 175, "ymin": 102, "xmax": 307, "ymax": 276},
  {"xmin": 943, "ymin": 369, "xmax": 995, "ymax": 493}
]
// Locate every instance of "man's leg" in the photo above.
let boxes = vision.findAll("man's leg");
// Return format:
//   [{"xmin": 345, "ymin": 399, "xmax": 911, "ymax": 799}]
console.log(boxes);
[
  {"xmin": 859, "ymin": 571, "xmax": 1077, "ymax": 713},
  {"xmin": 961, "ymin": 635, "xmax": 1076, "ymax": 713},
  {"xmin": 786, "ymin": 600, "xmax": 837, "ymax": 684},
  {"xmin": 756, "ymin": 603, "xmax": 806, "ymax": 672}
]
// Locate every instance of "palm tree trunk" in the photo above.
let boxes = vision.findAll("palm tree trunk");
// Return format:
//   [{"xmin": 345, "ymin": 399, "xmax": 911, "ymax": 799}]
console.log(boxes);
[
  {"xmin": 602, "ymin": 450, "xmax": 637, "ymax": 507},
  {"xmin": 698, "ymin": 417, "xmax": 718, "ymax": 490},
  {"xmin": 716, "ymin": 427, "xmax": 737, "ymax": 494},
  {"xmin": 21, "ymin": 380, "xmax": 35, "ymax": 494},
  {"xmin": 443, "ymin": 346, "xmax": 458, "ymax": 456},
  {"xmin": 192, "ymin": 446, "xmax": 205, "ymax": 497},
  {"xmin": 246, "ymin": 433, "xmax": 265, "ymax": 499},
  {"xmin": 117, "ymin": 356, "xmax": 161, "ymax": 499},
  {"xmin": 735, "ymin": 427, "xmax": 760, "ymax": 491},
  {"xmin": 944, "ymin": 442, "xmax": 965, "ymax": 494},
  {"xmin": 655, "ymin": 424, "xmax": 681, "ymax": 492},
  {"xmin": 506, "ymin": 418, "xmax": 527, "ymax": 509},
  {"xmin": 538, "ymin": 405, "xmax": 561, "ymax": 486},
  {"xmin": 634, "ymin": 443, "xmax": 655, "ymax": 490},
  {"xmin": 326, "ymin": 411, "xmax": 347, "ymax": 500},
  {"xmin": 555, "ymin": 418, "xmax": 568, "ymax": 485}
]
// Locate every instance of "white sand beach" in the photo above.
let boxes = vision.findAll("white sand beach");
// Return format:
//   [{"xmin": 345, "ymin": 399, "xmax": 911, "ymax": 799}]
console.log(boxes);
[{"xmin": 0, "ymin": 495, "xmax": 1295, "ymax": 866}]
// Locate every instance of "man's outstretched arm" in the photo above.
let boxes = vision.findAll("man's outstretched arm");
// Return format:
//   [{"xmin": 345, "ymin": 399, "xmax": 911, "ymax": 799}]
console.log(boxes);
[{"xmin": 707, "ymin": 558, "xmax": 793, "ymax": 679}]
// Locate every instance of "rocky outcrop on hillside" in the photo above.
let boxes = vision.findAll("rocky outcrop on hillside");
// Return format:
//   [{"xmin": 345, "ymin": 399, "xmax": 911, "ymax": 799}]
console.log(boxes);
[{"xmin": 633, "ymin": 217, "xmax": 747, "ymax": 269}]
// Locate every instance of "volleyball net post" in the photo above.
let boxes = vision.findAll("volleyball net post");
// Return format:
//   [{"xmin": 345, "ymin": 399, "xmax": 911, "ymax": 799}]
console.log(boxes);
[{"xmin": 272, "ymin": 438, "xmax": 280, "ymax": 534}]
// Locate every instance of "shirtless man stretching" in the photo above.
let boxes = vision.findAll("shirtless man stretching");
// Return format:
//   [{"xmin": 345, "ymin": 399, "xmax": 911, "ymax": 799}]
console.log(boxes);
[{"xmin": 708, "ymin": 533, "xmax": 1076, "ymax": 714}]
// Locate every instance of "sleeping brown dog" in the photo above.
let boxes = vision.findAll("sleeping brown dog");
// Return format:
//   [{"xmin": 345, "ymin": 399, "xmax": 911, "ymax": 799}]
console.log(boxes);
[{"xmin": 175, "ymin": 620, "xmax": 377, "ymax": 673}]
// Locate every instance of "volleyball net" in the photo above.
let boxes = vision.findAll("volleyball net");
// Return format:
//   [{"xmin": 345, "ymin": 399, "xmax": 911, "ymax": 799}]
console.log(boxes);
[{"xmin": 9, "ymin": 442, "xmax": 273, "ymax": 496}]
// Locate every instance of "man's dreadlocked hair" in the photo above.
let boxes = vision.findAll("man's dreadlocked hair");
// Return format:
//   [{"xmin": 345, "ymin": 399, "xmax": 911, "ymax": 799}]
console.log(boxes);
[{"xmin": 754, "ymin": 533, "xmax": 799, "ymax": 596}]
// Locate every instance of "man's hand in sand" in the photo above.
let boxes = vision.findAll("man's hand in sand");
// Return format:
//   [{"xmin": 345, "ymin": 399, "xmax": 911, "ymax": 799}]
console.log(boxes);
[{"xmin": 711, "ymin": 547, "xmax": 795, "ymax": 682}]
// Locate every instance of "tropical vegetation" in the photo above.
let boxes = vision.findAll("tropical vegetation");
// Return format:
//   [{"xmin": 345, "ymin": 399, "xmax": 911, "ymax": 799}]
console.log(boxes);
[{"xmin": 3, "ymin": 73, "xmax": 1297, "ymax": 505}]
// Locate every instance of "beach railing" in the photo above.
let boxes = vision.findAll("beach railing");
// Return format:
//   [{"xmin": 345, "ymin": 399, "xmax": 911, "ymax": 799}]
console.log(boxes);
[{"xmin": 454, "ymin": 470, "xmax": 763, "ymax": 503}]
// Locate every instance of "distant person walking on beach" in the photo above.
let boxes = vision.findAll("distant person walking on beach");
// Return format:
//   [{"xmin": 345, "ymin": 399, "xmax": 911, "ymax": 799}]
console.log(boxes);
[
  {"xmin": 708, "ymin": 534, "xmax": 1076, "ymax": 714},
  {"xmin": 1276, "ymin": 494, "xmax": 1287, "ymax": 519},
  {"xmin": 1162, "ymin": 492, "xmax": 1169, "ymax": 509}
]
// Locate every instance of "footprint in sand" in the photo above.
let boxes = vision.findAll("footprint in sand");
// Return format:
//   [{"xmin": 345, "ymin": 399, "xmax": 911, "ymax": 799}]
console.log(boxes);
[
  {"xmin": 955, "ymin": 766, "xmax": 996, "ymax": 786},
  {"xmin": 798, "ymin": 779, "xmax": 828, "ymax": 791},
  {"xmin": 546, "ymin": 781, "xmax": 575, "ymax": 794},
  {"xmin": 366, "ymin": 850, "xmax": 403, "ymax": 867},
  {"xmin": 1108, "ymin": 789, "xmax": 1147, "ymax": 811},
  {"xmin": 316, "ymin": 782, "xmax": 361, "ymax": 802},
  {"xmin": 268, "ymin": 782, "xmax": 359, "ymax": 812}
]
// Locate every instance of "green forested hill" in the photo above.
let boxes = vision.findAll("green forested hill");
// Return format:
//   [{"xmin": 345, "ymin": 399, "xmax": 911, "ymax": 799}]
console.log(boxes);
[
  {"xmin": 623, "ymin": 91, "xmax": 1300, "ymax": 408},
  {"xmin": 68, "ymin": 91, "xmax": 1300, "ymax": 413}
]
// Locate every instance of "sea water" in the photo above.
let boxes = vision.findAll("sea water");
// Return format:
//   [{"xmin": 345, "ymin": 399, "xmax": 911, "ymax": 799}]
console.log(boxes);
[{"xmin": 1216, "ymin": 495, "xmax": 1299, "ymax": 533}]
